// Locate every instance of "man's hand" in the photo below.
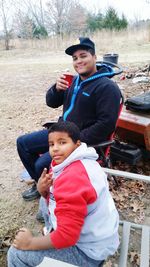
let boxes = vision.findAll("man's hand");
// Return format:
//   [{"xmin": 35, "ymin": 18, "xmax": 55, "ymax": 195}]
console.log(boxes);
[
  {"xmin": 56, "ymin": 74, "xmax": 69, "ymax": 91},
  {"xmin": 37, "ymin": 168, "xmax": 53, "ymax": 198},
  {"xmin": 12, "ymin": 228, "xmax": 33, "ymax": 250}
]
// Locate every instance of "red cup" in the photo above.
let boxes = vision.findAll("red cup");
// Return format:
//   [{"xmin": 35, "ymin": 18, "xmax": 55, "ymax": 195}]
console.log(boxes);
[{"xmin": 64, "ymin": 73, "xmax": 74, "ymax": 87}]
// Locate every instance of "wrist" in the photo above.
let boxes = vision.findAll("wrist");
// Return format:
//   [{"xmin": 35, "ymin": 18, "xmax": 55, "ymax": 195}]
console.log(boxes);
[
  {"xmin": 54, "ymin": 84, "xmax": 60, "ymax": 92},
  {"xmin": 29, "ymin": 235, "xmax": 53, "ymax": 250},
  {"xmin": 28, "ymin": 236, "xmax": 36, "ymax": 250}
]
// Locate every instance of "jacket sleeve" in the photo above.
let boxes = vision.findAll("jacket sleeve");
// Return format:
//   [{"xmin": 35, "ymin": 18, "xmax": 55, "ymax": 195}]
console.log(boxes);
[
  {"xmin": 80, "ymin": 79, "xmax": 122, "ymax": 145},
  {"xmin": 46, "ymin": 84, "xmax": 65, "ymax": 108},
  {"xmin": 50, "ymin": 164, "xmax": 97, "ymax": 249}
]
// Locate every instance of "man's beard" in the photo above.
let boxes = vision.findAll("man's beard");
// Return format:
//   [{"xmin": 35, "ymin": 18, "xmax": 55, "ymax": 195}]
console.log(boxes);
[{"xmin": 80, "ymin": 71, "xmax": 90, "ymax": 77}]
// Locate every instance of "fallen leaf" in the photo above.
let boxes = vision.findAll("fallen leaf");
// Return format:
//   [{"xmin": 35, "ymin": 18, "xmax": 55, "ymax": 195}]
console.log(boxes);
[
  {"xmin": 129, "ymin": 251, "xmax": 140, "ymax": 266},
  {"xmin": 104, "ymin": 260, "xmax": 113, "ymax": 267}
]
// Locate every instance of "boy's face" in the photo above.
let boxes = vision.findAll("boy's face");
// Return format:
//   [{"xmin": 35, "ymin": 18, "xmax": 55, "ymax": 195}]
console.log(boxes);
[
  {"xmin": 72, "ymin": 49, "xmax": 97, "ymax": 79},
  {"xmin": 48, "ymin": 131, "xmax": 80, "ymax": 164}
]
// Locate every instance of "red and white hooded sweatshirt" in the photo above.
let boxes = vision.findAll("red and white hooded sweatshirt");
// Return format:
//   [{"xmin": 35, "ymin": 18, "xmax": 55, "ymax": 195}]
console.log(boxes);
[{"xmin": 48, "ymin": 143, "xmax": 119, "ymax": 261}]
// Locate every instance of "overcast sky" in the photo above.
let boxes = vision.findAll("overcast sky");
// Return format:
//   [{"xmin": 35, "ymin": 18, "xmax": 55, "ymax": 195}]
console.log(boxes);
[{"xmin": 80, "ymin": 0, "xmax": 150, "ymax": 21}]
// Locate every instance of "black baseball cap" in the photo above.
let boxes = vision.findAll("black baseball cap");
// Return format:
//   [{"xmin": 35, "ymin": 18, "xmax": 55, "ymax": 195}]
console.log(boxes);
[{"xmin": 65, "ymin": 37, "xmax": 95, "ymax": 56}]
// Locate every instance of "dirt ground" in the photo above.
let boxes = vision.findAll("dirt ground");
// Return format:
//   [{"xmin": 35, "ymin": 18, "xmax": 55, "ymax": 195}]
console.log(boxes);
[{"xmin": 0, "ymin": 47, "xmax": 150, "ymax": 267}]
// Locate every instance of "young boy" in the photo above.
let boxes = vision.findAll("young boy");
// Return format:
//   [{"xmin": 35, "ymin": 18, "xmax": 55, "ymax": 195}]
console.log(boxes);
[{"xmin": 8, "ymin": 121, "xmax": 119, "ymax": 267}]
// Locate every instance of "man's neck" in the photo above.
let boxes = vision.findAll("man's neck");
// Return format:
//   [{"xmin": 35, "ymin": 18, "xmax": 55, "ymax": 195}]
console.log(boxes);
[{"xmin": 80, "ymin": 70, "xmax": 97, "ymax": 80}]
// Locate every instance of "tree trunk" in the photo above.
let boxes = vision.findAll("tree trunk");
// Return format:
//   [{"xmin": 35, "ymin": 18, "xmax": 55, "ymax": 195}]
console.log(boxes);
[{"xmin": 5, "ymin": 35, "xmax": 9, "ymax": 50}]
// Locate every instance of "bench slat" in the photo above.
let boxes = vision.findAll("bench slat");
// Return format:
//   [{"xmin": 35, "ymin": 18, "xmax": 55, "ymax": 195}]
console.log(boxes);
[
  {"xmin": 118, "ymin": 221, "xmax": 131, "ymax": 267},
  {"xmin": 102, "ymin": 167, "xmax": 150, "ymax": 183},
  {"xmin": 140, "ymin": 225, "xmax": 150, "ymax": 267}
]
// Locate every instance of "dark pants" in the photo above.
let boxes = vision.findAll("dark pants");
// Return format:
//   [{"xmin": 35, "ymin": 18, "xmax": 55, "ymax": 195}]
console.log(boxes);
[{"xmin": 17, "ymin": 129, "xmax": 51, "ymax": 182}]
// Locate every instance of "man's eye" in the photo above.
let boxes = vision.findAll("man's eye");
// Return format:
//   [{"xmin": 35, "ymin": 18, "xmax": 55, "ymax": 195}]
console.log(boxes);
[{"xmin": 49, "ymin": 143, "xmax": 53, "ymax": 147}]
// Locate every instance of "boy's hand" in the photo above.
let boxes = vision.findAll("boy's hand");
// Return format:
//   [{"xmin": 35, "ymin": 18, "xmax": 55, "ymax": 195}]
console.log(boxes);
[
  {"xmin": 13, "ymin": 228, "xmax": 33, "ymax": 250},
  {"xmin": 13, "ymin": 228, "xmax": 54, "ymax": 250},
  {"xmin": 37, "ymin": 168, "xmax": 53, "ymax": 198}
]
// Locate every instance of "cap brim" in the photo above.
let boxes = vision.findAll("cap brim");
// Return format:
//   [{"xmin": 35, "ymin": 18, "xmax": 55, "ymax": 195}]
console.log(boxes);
[{"xmin": 65, "ymin": 44, "xmax": 92, "ymax": 56}]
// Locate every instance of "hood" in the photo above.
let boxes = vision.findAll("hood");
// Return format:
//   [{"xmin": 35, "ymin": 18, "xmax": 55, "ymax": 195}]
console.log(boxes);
[
  {"xmin": 96, "ymin": 63, "xmax": 115, "ymax": 78},
  {"xmin": 51, "ymin": 142, "xmax": 98, "ymax": 175}
]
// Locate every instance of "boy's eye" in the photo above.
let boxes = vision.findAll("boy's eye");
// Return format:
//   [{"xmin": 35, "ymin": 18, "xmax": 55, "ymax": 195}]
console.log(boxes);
[
  {"xmin": 59, "ymin": 141, "xmax": 66, "ymax": 145},
  {"xmin": 49, "ymin": 143, "xmax": 53, "ymax": 147}
]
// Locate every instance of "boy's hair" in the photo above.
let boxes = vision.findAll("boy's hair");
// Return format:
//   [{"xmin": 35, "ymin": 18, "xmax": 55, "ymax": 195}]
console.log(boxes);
[{"xmin": 48, "ymin": 121, "xmax": 80, "ymax": 143}]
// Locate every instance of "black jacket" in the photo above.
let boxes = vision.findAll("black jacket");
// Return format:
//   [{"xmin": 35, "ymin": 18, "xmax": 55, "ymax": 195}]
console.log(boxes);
[{"xmin": 46, "ymin": 65, "xmax": 122, "ymax": 145}]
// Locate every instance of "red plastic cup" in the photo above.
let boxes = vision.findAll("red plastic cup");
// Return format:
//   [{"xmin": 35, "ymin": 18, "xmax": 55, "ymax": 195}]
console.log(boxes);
[{"xmin": 64, "ymin": 73, "xmax": 74, "ymax": 87}]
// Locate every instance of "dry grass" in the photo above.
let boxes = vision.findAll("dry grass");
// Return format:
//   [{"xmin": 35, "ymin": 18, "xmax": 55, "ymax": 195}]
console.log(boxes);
[{"xmin": 0, "ymin": 26, "xmax": 150, "ymax": 63}]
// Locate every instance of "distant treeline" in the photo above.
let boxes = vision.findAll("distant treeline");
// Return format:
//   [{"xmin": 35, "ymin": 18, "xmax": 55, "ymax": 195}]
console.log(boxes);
[{"xmin": 0, "ymin": 0, "xmax": 150, "ymax": 50}]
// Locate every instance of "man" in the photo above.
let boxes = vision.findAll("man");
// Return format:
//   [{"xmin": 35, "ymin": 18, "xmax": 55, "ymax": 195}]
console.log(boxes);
[{"xmin": 17, "ymin": 37, "xmax": 122, "ymax": 200}]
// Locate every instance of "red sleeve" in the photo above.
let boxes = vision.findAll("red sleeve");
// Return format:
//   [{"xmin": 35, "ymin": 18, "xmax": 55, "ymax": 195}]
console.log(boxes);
[{"xmin": 50, "ymin": 161, "xmax": 97, "ymax": 249}]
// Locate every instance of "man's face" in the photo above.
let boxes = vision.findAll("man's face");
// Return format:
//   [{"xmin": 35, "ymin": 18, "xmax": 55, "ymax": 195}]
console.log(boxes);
[
  {"xmin": 48, "ymin": 131, "xmax": 80, "ymax": 164},
  {"xmin": 72, "ymin": 49, "xmax": 97, "ymax": 79}
]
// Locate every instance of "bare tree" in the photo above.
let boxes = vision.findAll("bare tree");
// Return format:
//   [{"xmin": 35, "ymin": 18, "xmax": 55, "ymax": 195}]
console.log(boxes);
[
  {"xmin": 0, "ymin": 0, "xmax": 13, "ymax": 50},
  {"xmin": 45, "ymin": 0, "xmax": 73, "ymax": 36},
  {"xmin": 13, "ymin": 0, "xmax": 48, "ymax": 38},
  {"xmin": 20, "ymin": 0, "xmax": 45, "ymax": 27},
  {"xmin": 13, "ymin": 10, "xmax": 35, "ymax": 39},
  {"xmin": 45, "ymin": 0, "xmax": 87, "ymax": 36},
  {"xmin": 67, "ymin": 2, "xmax": 87, "ymax": 34},
  {"xmin": 14, "ymin": 0, "xmax": 46, "ymax": 28}
]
